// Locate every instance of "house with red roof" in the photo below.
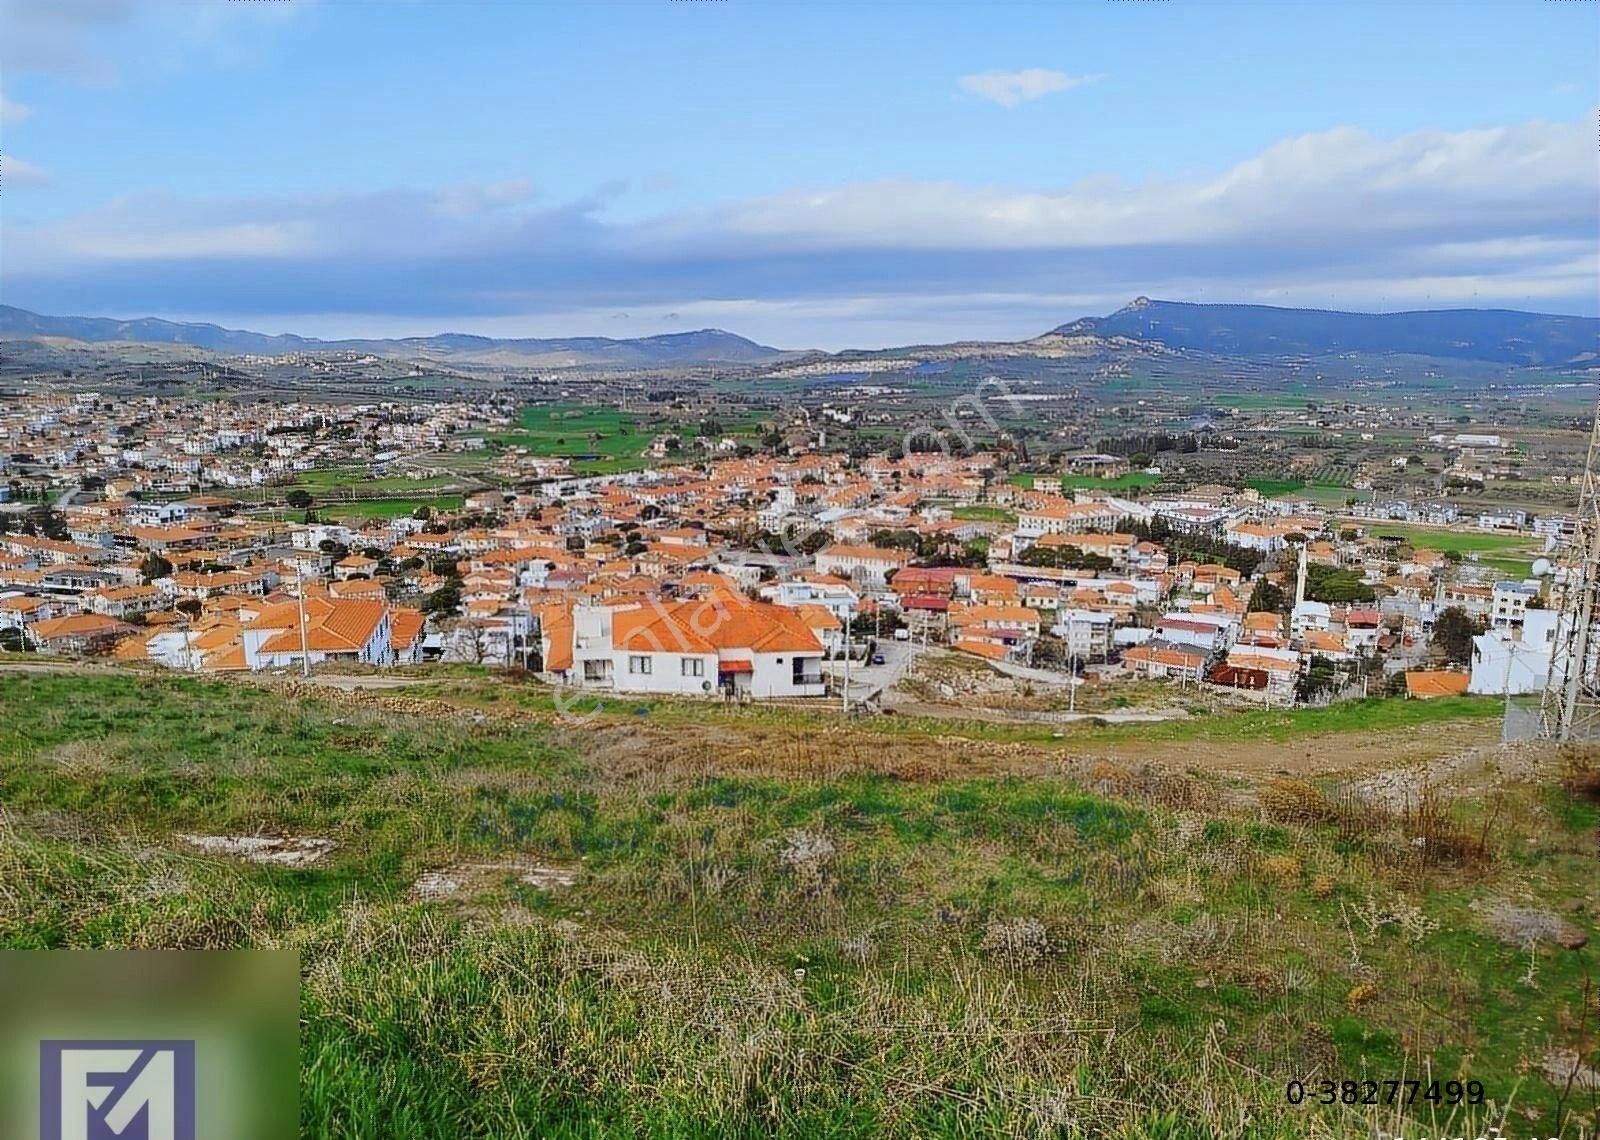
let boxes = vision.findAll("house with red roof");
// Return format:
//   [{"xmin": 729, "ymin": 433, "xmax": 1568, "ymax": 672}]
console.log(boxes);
[{"xmin": 543, "ymin": 591, "xmax": 827, "ymax": 699}]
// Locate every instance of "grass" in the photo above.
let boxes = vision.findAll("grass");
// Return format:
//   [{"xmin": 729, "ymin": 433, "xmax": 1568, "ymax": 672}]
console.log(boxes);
[
  {"xmin": 2, "ymin": 672, "xmax": 1596, "ymax": 1137},
  {"xmin": 1360, "ymin": 523, "xmax": 1539, "ymax": 578},
  {"xmin": 489, "ymin": 403, "xmax": 653, "ymax": 475},
  {"xmin": 1060, "ymin": 471, "xmax": 1162, "ymax": 492},
  {"xmin": 950, "ymin": 505, "xmax": 1017, "ymax": 523},
  {"xmin": 292, "ymin": 468, "xmax": 462, "ymax": 494},
  {"xmin": 1007, "ymin": 471, "xmax": 1162, "ymax": 492},
  {"xmin": 321, "ymin": 496, "xmax": 466, "ymax": 520}
]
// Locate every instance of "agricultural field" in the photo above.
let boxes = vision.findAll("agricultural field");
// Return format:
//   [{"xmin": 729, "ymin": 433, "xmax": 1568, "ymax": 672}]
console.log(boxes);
[
  {"xmin": 1060, "ymin": 471, "xmax": 1163, "ymax": 492},
  {"xmin": 488, "ymin": 403, "xmax": 768, "ymax": 476},
  {"xmin": 319, "ymin": 496, "xmax": 466, "ymax": 521},
  {"xmin": 950, "ymin": 504, "xmax": 1018, "ymax": 523},
  {"xmin": 3, "ymin": 669, "xmax": 1596, "ymax": 1138},
  {"xmin": 1359, "ymin": 523, "xmax": 1543, "ymax": 579},
  {"xmin": 488, "ymin": 404, "xmax": 652, "ymax": 475},
  {"xmin": 1246, "ymin": 479, "xmax": 1353, "ymax": 504},
  {"xmin": 1010, "ymin": 472, "xmax": 1163, "ymax": 493}
]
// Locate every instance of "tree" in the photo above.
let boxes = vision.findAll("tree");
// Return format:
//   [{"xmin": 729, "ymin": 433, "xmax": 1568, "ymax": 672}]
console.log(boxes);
[
  {"xmin": 140, "ymin": 554, "xmax": 174, "ymax": 583},
  {"xmin": 24, "ymin": 505, "xmax": 68, "ymax": 540},
  {"xmin": 1304, "ymin": 564, "xmax": 1375, "ymax": 604},
  {"xmin": 1431, "ymin": 606, "xmax": 1482, "ymax": 666},
  {"xmin": 285, "ymin": 489, "xmax": 314, "ymax": 510},
  {"xmin": 0, "ymin": 627, "xmax": 33, "ymax": 653},
  {"xmin": 1246, "ymin": 578, "xmax": 1286, "ymax": 614},
  {"xmin": 1295, "ymin": 654, "xmax": 1343, "ymax": 703},
  {"xmin": 422, "ymin": 582, "xmax": 463, "ymax": 618}
]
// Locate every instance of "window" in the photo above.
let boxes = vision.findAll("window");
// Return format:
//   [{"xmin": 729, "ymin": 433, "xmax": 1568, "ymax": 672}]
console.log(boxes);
[
  {"xmin": 681, "ymin": 657, "xmax": 704, "ymax": 677},
  {"xmin": 628, "ymin": 655, "xmax": 652, "ymax": 675}
]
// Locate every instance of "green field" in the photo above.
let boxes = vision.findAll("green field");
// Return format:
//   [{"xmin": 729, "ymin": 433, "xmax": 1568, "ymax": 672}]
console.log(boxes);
[
  {"xmin": 3, "ymin": 671, "xmax": 1594, "ymax": 1137},
  {"xmin": 1359, "ymin": 523, "xmax": 1540, "ymax": 578},
  {"xmin": 1248, "ymin": 479, "xmax": 1354, "ymax": 504},
  {"xmin": 490, "ymin": 402, "xmax": 771, "ymax": 477},
  {"xmin": 488, "ymin": 404, "xmax": 651, "ymax": 475},
  {"xmin": 1010, "ymin": 471, "xmax": 1162, "ymax": 493},
  {"xmin": 321, "ymin": 496, "xmax": 467, "ymax": 520},
  {"xmin": 292, "ymin": 467, "xmax": 462, "ymax": 494},
  {"xmin": 949, "ymin": 504, "xmax": 1017, "ymax": 523}
]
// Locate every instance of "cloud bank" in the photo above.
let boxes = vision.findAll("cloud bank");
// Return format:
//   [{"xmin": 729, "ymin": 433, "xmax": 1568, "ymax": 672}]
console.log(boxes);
[{"xmin": 4, "ymin": 117, "xmax": 1595, "ymax": 349}]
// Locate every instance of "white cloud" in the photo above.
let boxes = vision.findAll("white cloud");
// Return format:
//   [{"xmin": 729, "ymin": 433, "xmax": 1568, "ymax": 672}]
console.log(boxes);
[
  {"xmin": 56, "ymin": 216, "xmax": 312, "ymax": 260},
  {"xmin": 5, "ymin": 117, "xmax": 1595, "ymax": 345},
  {"xmin": 2, "ymin": 154, "xmax": 49, "ymax": 188},
  {"xmin": 957, "ymin": 68, "xmax": 1102, "ymax": 108},
  {"xmin": 1, "ymin": 91, "xmax": 31, "ymax": 123},
  {"xmin": 685, "ymin": 119, "xmax": 1592, "ymax": 253}
]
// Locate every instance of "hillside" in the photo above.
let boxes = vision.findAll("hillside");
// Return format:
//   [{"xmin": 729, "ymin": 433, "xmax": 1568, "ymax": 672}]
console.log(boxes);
[
  {"xmin": 1047, "ymin": 297, "xmax": 1600, "ymax": 367},
  {"xmin": 0, "ymin": 305, "xmax": 784, "ymax": 367},
  {"xmin": 3, "ymin": 668, "xmax": 1596, "ymax": 1138}
]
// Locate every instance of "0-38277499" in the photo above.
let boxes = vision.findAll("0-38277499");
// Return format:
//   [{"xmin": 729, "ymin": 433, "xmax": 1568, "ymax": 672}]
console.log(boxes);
[{"xmin": 1285, "ymin": 1078, "xmax": 1485, "ymax": 1108}]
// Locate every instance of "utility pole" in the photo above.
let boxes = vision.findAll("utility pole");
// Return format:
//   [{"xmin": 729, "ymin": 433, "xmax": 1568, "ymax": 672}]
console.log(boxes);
[
  {"xmin": 1540, "ymin": 396, "xmax": 1600, "ymax": 741},
  {"xmin": 296, "ymin": 572, "xmax": 311, "ymax": 678},
  {"xmin": 841, "ymin": 613, "xmax": 851, "ymax": 714}
]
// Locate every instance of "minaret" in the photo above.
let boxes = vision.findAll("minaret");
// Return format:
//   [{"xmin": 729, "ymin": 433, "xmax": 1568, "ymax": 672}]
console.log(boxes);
[{"xmin": 1294, "ymin": 542, "xmax": 1308, "ymax": 607}]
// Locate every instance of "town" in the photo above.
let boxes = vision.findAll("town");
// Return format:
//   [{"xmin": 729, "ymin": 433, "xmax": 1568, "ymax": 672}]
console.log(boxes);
[{"xmin": 0, "ymin": 388, "xmax": 1574, "ymax": 721}]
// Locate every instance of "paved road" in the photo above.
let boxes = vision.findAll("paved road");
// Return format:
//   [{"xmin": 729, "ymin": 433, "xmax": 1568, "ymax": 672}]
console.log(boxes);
[{"xmin": 823, "ymin": 637, "xmax": 920, "ymax": 705}]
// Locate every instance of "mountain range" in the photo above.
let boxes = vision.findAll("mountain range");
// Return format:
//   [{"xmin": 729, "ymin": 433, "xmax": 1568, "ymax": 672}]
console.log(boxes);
[
  {"xmin": 1050, "ymin": 297, "xmax": 1599, "ymax": 367},
  {"xmin": 0, "ymin": 307, "xmax": 782, "ymax": 367},
  {"xmin": 3, "ymin": 299, "xmax": 1596, "ymax": 370}
]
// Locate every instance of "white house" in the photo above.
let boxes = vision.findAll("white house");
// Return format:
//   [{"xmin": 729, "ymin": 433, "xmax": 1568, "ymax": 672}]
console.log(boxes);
[
  {"xmin": 1290, "ymin": 600, "xmax": 1333, "ymax": 640},
  {"xmin": 548, "ymin": 593, "xmax": 827, "ymax": 699},
  {"xmin": 1051, "ymin": 608, "xmax": 1116, "ymax": 660},
  {"xmin": 1469, "ymin": 609, "xmax": 1557, "ymax": 696},
  {"xmin": 1490, "ymin": 582, "xmax": 1538, "ymax": 629}
]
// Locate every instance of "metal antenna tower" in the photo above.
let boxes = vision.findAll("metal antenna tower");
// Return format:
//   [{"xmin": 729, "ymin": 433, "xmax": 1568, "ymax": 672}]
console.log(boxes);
[{"xmin": 1538, "ymin": 397, "xmax": 1600, "ymax": 741}]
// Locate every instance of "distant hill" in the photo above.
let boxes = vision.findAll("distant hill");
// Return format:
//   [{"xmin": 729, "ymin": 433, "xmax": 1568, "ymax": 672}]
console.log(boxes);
[
  {"xmin": 0, "ymin": 306, "xmax": 784, "ymax": 367},
  {"xmin": 1045, "ymin": 298, "xmax": 1600, "ymax": 367}
]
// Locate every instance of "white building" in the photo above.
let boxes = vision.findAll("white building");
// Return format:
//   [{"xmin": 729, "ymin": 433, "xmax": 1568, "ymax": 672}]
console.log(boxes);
[
  {"xmin": 548, "ymin": 594, "xmax": 827, "ymax": 700},
  {"xmin": 1050, "ymin": 608, "xmax": 1115, "ymax": 660},
  {"xmin": 814, "ymin": 544, "xmax": 912, "ymax": 592},
  {"xmin": 1469, "ymin": 610, "xmax": 1557, "ymax": 696},
  {"xmin": 1490, "ymin": 582, "xmax": 1538, "ymax": 629}
]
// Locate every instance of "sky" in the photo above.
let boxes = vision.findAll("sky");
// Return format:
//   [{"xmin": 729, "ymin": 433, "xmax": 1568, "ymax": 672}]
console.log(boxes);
[{"xmin": 1, "ymin": 0, "xmax": 1596, "ymax": 350}]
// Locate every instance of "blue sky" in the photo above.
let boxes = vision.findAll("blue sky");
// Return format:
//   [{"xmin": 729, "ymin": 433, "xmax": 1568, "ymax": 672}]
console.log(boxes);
[{"xmin": 2, "ymin": 0, "xmax": 1596, "ymax": 348}]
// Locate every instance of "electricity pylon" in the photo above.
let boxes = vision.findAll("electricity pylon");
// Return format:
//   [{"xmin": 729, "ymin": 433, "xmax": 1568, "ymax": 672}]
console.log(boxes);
[{"xmin": 1538, "ymin": 398, "xmax": 1600, "ymax": 741}]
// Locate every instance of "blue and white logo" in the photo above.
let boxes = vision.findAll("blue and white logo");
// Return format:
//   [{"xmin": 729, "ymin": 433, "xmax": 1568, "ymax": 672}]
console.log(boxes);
[{"xmin": 39, "ymin": 1041, "xmax": 196, "ymax": 1140}]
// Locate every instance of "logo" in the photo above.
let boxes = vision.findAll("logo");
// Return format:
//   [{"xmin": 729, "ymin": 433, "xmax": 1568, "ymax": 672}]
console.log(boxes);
[{"xmin": 39, "ymin": 1041, "xmax": 195, "ymax": 1140}]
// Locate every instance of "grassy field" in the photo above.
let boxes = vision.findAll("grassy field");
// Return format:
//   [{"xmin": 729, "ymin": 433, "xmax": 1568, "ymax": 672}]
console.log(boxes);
[
  {"xmin": 292, "ymin": 468, "xmax": 463, "ymax": 494},
  {"xmin": 3, "ymin": 671, "xmax": 1596, "ymax": 1137},
  {"xmin": 1010, "ymin": 472, "xmax": 1162, "ymax": 493},
  {"xmin": 1359, "ymin": 523, "xmax": 1540, "ymax": 578},
  {"xmin": 950, "ymin": 504, "xmax": 1018, "ymax": 523},
  {"xmin": 1060, "ymin": 472, "xmax": 1162, "ymax": 492},
  {"xmin": 320, "ymin": 496, "xmax": 467, "ymax": 520},
  {"xmin": 489, "ymin": 402, "xmax": 769, "ymax": 477},
  {"xmin": 488, "ymin": 404, "xmax": 651, "ymax": 475}
]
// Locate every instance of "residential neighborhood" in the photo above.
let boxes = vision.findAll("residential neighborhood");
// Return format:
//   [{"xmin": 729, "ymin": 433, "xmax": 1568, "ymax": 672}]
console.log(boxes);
[{"xmin": 0, "ymin": 390, "xmax": 1568, "ymax": 713}]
